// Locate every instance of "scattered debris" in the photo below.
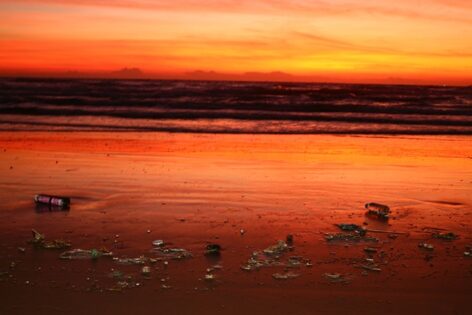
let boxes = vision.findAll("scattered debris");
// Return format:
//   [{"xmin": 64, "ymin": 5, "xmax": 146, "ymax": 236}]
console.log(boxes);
[
  {"xmin": 60, "ymin": 248, "xmax": 113, "ymax": 260},
  {"xmin": 151, "ymin": 247, "xmax": 192, "ymax": 260},
  {"xmin": 324, "ymin": 273, "xmax": 342, "ymax": 280},
  {"xmin": 31, "ymin": 229, "xmax": 44, "ymax": 242},
  {"xmin": 113, "ymin": 256, "xmax": 150, "ymax": 265},
  {"xmin": 335, "ymin": 224, "xmax": 366, "ymax": 236},
  {"xmin": 359, "ymin": 264, "xmax": 381, "ymax": 272},
  {"xmin": 364, "ymin": 247, "xmax": 378, "ymax": 253},
  {"xmin": 432, "ymin": 232, "xmax": 458, "ymax": 241},
  {"xmin": 204, "ymin": 244, "xmax": 221, "ymax": 256},
  {"xmin": 241, "ymin": 254, "xmax": 277, "ymax": 271},
  {"xmin": 108, "ymin": 277, "xmax": 141, "ymax": 292},
  {"xmin": 287, "ymin": 256, "xmax": 303, "ymax": 268},
  {"xmin": 204, "ymin": 274, "xmax": 215, "ymax": 281},
  {"xmin": 355, "ymin": 256, "xmax": 383, "ymax": 272},
  {"xmin": 285, "ymin": 256, "xmax": 311, "ymax": 268},
  {"xmin": 365, "ymin": 202, "xmax": 390, "ymax": 220},
  {"xmin": 263, "ymin": 240, "xmax": 290, "ymax": 256},
  {"xmin": 422, "ymin": 227, "xmax": 448, "ymax": 232},
  {"xmin": 418, "ymin": 243, "xmax": 434, "ymax": 251},
  {"xmin": 323, "ymin": 273, "xmax": 350, "ymax": 284},
  {"xmin": 152, "ymin": 240, "xmax": 165, "ymax": 247},
  {"xmin": 325, "ymin": 233, "xmax": 378, "ymax": 243},
  {"xmin": 30, "ymin": 230, "xmax": 71, "ymax": 249},
  {"xmin": 141, "ymin": 266, "xmax": 151, "ymax": 276},
  {"xmin": 240, "ymin": 240, "xmax": 310, "ymax": 273},
  {"xmin": 13, "ymin": 195, "xmax": 467, "ymax": 295},
  {"xmin": 286, "ymin": 234, "xmax": 294, "ymax": 245},
  {"xmin": 206, "ymin": 264, "xmax": 223, "ymax": 273},
  {"xmin": 365, "ymin": 202, "xmax": 390, "ymax": 213},
  {"xmin": 272, "ymin": 272, "xmax": 299, "ymax": 280}
]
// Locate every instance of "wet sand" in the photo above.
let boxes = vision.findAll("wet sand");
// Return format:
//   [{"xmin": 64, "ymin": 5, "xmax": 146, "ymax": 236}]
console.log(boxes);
[{"xmin": 0, "ymin": 132, "xmax": 471, "ymax": 314}]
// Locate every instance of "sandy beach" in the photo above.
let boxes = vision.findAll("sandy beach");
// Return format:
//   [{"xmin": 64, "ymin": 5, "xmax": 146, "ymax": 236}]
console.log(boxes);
[{"xmin": 0, "ymin": 132, "xmax": 471, "ymax": 314}]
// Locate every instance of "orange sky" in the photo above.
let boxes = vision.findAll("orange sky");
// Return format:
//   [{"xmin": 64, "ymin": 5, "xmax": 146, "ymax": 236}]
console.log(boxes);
[{"xmin": 1, "ymin": 0, "xmax": 471, "ymax": 84}]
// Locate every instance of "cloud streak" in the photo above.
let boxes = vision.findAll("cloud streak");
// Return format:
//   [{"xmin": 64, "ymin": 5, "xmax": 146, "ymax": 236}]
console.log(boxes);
[
  {"xmin": 1, "ymin": 0, "xmax": 471, "ymax": 84},
  {"xmin": 6, "ymin": 0, "xmax": 472, "ymax": 23}
]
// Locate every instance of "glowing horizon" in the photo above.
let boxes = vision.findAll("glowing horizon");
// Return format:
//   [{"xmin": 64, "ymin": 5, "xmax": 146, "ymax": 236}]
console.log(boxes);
[{"xmin": 1, "ymin": 0, "xmax": 471, "ymax": 84}]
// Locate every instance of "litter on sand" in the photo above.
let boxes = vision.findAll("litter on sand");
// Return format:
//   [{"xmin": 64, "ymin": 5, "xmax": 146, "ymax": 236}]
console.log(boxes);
[
  {"xmin": 151, "ymin": 247, "xmax": 193, "ymax": 260},
  {"xmin": 204, "ymin": 274, "xmax": 216, "ymax": 281},
  {"xmin": 30, "ymin": 230, "xmax": 71, "ymax": 250},
  {"xmin": 359, "ymin": 264, "xmax": 382, "ymax": 272},
  {"xmin": 432, "ymin": 232, "xmax": 458, "ymax": 240},
  {"xmin": 240, "ymin": 253, "xmax": 283, "ymax": 271},
  {"xmin": 113, "ymin": 256, "xmax": 154, "ymax": 265},
  {"xmin": 365, "ymin": 202, "xmax": 390, "ymax": 220},
  {"xmin": 272, "ymin": 272, "xmax": 299, "ymax": 280},
  {"xmin": 418, "ymin": 243, "xmax": 434, "ymax": 251},
  {"xmin": 324, "ymin": 233, "xmax": 378, "ymax": 243},
  {"xmin": 240, "ymin": 240, "xmax": 310, "ymax": 272},
  {"xmin": 152, "ymin": 240, "xmax": 165, "ymax": 247},
  {"xmin": 323, "ymin": 273, "xmax": 351, "ymax": 284},
  {"xmin": 34, "ymin": 194, "xmax": 70, "ymax": 208},
  {"xmin": 364, "ymin": 247, "xmax": 378, "ymax": 253},
  {"xmin": 335, "ymin": 224, "xmax": 366, "ymax": 236},
  {"xmin": 141, "ymin": 266, "xmax": 151, "ymax": 276},
  {"xmin": 286, "ymin": 234, "xmax": 294, "ymax": 245},
  {"xmin": 287, "ymin": 256, "xmax": 310, "ymax": 268},
  {"xmin": 204, "ymin": 244, "xmax": 221, "ymax": 256},
  {"xmin": 59, "ymin": 248, "xmax": 113, "ymax": 260},
  {"xmin": 206, "ymin": 265, "xmax": 223, "ymax": 274},
  {"xmin": 263, "ymin": 240, "xmax": 290, "ymax": 256},
  {"xmin": 108, "ymin": 277, "xmax": 141, "ymax": 292}
]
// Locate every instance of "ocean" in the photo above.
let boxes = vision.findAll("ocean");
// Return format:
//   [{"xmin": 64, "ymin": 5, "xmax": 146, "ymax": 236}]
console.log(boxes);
[{"xmin": 0, "ymin": 78, "xmax": 471, "ymax": 134}]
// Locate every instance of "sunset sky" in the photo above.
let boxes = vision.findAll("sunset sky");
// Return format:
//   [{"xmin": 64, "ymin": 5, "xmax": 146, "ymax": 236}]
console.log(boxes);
[{"xmin": 1, "ymin": 0, "xmax": 471, "ymax": 84}]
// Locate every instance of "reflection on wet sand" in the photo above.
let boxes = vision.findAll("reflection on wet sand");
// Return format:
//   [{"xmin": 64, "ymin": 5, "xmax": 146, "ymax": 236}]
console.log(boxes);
[{"xmin": 0, "ymin": 132, "xmax": 471, "ymax": 314}]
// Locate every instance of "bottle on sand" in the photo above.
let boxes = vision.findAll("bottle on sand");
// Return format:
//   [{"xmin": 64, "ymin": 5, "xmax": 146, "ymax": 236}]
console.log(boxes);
[{"xmin": 34, "ymin": 194, "xmax": 70, "ymax": 208}]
